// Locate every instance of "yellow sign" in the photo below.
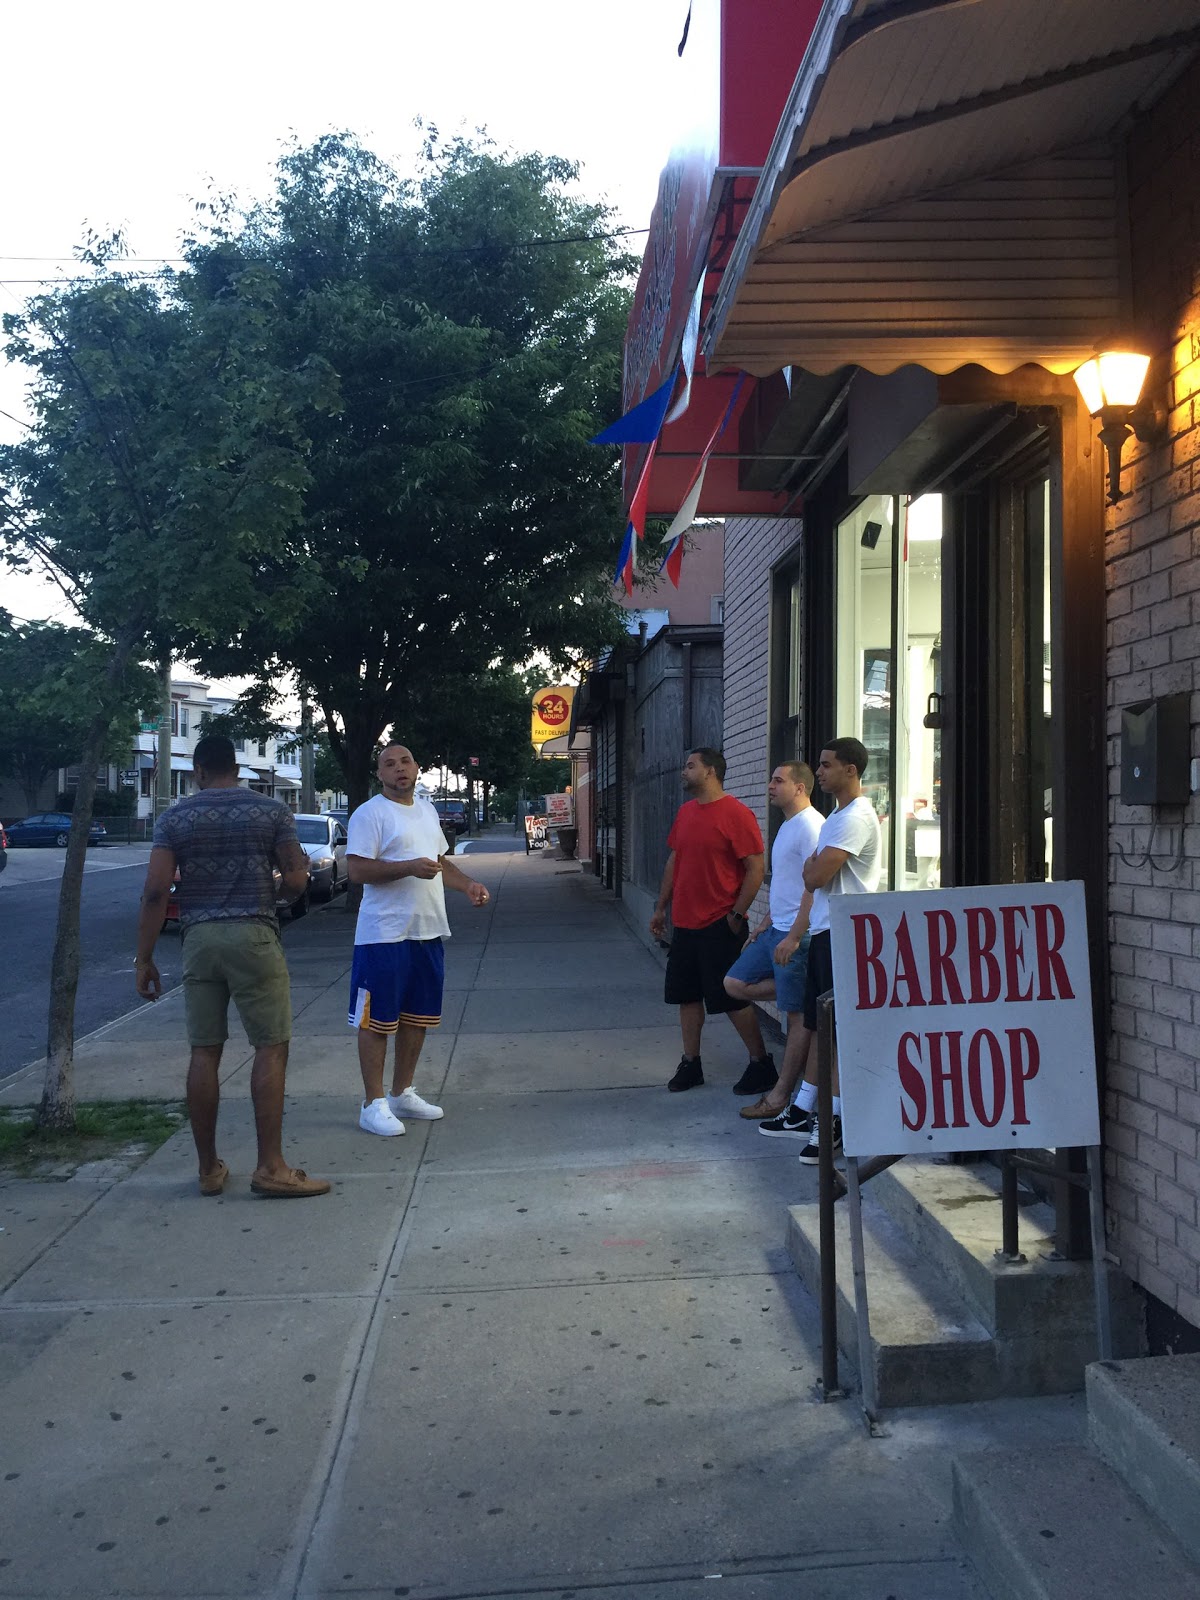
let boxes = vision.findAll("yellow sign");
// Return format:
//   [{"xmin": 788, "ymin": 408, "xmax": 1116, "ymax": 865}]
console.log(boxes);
[{"xmin": 531, "ymin": 685, "xmax": 575, "ymax": 748}]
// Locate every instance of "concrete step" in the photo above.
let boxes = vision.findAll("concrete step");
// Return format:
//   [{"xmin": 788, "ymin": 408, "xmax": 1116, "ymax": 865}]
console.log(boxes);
[
  {"xmin": 786, "ymin": 1197, "xmax": 1001, "ymax": 1407},
  {"xmin": 953, "ymin": 1441, "xmax": 1199, "ymax": 1600},
  {"xmin": 1087, "ymin": 1354, "xmax": 1200, "ymax": 1567},
  {"xmin": 872, "ymin": 1158, "xmax": 1091, "ymax": 1335}
]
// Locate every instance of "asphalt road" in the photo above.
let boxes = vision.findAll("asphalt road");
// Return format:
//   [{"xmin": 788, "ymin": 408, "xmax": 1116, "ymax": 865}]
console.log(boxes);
[{"xmin": 0, "ymin": 844, "xmax": 170, "ymax": 1084}]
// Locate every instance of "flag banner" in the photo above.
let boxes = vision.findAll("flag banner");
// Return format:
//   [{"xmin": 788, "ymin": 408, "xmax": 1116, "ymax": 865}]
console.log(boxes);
[
  {"xmin": 628, "ymin": 440, "xmax": 657, "ymax": 541},
  {"xmin": 661, "ymin": 533, "xmax": 686, "ymax": 587},
  {"xmin": 613, "ymin": 522, "xmax": 635, "ymax": 595},
  {"xmin": 657, "ymin": 373, "xmax": 747, "ymax": 584},
  {"xmin": 664, "ymin": 278, "xmax": 705, "ymax": 426},
  {"xmin": 590, "ymin": 370, "xmax": 677, "ymax": 446}
]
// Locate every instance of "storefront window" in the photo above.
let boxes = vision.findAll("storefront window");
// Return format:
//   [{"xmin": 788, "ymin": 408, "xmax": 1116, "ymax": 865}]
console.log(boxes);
[{"xmin": 834, "ymin": 492, "xmax": 943, "ymax": 889}]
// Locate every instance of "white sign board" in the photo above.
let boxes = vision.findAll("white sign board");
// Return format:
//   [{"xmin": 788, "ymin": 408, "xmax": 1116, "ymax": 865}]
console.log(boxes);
[{"xmin": 829, "ymin": 882, "xmax": 1100, "ymax": 1157}]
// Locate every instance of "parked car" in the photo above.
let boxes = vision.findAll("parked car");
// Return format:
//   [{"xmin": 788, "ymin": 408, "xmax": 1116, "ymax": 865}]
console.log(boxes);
[
  {"xmin": 0, "ymin": 822, "xmax": 7, "ymax": 876},
  {"xmin": 324, "ymin": 807, "xmax": 349, "ymax": 826},
  {"xmin": 433, "ymin": 799, "xmax": 470, "ymax": 838},
  {"xmin": 5, "ymin": 812, "xmax": 108, "ymax": 847},
  {"xmin": 293, "ymin": 813, "xmax": 348, "ymax": 901}
]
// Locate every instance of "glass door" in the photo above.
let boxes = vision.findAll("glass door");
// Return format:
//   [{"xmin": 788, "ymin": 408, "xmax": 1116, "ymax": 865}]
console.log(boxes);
[
  {"xmin": 834, "ymin": 492, "xmax": 944, "ymax": 890},
  {"xmin": 895, "ymin": 494, "xmax": 944, "ymax": 890}
]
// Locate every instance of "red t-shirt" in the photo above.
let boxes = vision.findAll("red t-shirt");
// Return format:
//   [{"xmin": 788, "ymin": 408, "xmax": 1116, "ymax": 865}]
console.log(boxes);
[{"xmin": 667, "ymin": 796, "xmax": 764, "ymax": 929}]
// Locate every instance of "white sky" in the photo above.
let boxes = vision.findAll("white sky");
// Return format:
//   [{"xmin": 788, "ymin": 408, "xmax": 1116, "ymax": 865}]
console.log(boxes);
[{"xmin": 0, "ymin": 0, "xmax": 687, "ymax": 632}]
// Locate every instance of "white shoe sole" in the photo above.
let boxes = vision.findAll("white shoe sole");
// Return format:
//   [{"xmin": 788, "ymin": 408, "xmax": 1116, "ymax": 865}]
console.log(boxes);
[
  {"xmin": 359, "ymin": 1119, "xmax": 405, "ymax": 1137},
  {"xmin": 387, "ymin": 1101, "xmax": 444, "ymax": 1121}
]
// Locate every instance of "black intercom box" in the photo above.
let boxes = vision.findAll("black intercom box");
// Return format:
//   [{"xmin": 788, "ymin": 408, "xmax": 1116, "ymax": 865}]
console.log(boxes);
[{"xmin": 1120, "ymin": 692, "xmax": 1191, "ymax": 805}]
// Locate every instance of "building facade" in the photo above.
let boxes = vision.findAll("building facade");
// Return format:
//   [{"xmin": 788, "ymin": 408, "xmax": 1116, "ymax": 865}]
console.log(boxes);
[{"xmin": 609, "ymin": 0, "xmax": 1200, "ymax": 1350}]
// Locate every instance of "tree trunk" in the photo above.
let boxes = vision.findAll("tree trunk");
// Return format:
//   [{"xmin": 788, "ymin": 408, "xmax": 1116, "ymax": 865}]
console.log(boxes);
[{"xmin": 39, "ymin": 640, "xmax": 135, "ymax": 1132}]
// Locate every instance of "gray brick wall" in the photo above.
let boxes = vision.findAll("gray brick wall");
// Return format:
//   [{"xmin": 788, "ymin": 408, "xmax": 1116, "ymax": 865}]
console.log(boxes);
[
  {"xmin": 1104, "ymin": 58, "xmax": 1200, "ymax": 1326},
  {"xmin": 723, "ymin": 515, "xmax": 804, "ymax": 928}
]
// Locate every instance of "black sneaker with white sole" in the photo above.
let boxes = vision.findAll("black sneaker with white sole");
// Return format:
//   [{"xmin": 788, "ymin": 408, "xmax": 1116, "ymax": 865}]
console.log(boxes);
[
  {"xmin": 797, "ymin": 1114, "xmax": 842, "ymax": 1165},
  {"xmin": 757, "ymin": 1104, "xmax": 813, "ymax": 1138}
]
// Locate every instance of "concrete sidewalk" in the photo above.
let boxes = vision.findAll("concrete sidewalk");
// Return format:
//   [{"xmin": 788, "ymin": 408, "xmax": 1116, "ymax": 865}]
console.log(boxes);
[{"xmin": 0, "ymin": 834, "xmax": 1083, "ymax": 1599}]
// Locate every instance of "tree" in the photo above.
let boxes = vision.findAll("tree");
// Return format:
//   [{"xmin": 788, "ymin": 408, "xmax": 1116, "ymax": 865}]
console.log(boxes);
[
  {"xmin": 0, "ymin": 262, "xmax": 329, "ymax": 1128},
  {"xmin": 0, "ymin": 616, "xmax": 153, "ymax": 811},
  {"xmin": 183, "ymin": 132, "xmax": 631, "ymax": 811}
]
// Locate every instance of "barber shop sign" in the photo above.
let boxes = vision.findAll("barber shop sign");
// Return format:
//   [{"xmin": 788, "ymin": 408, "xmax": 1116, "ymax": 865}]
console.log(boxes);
[{"xmin": 829, "ymin": 882, "xmax": 1100, "ymax": 1157}]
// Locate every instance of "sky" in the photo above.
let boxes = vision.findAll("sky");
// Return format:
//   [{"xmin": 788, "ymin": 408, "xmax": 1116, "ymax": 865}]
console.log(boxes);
[{"xmin": 0, "ymin": 0, "xmax": 689, "ymax": 632}]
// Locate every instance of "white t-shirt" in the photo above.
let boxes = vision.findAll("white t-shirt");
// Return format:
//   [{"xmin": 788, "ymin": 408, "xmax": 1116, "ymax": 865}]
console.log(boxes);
[
  {"xmin": 347, "ymin": 793, "xmax": 451, "ymax": 945},
  {"xmin": 807, "ymin": 795, "xmax": 882, "ymax": 935},
  {"xmin": 768, "ymin": 805, "xmax": 823, "ymax": 929}
]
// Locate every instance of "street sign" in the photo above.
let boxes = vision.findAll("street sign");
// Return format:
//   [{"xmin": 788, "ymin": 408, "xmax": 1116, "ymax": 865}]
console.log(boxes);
[
  {"xmin": 830, "ymin": 881, "xmax": 1100, "ymax": 1157},
  {"xmin": 139, "ymin": 720, "xmax": 159, "ymax": 733}
]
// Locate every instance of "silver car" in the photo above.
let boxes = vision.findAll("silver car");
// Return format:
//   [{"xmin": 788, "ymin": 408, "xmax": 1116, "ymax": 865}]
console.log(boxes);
[{"xmin": 293, "ymin": 813, "xmax": 348, "ymax": 901}]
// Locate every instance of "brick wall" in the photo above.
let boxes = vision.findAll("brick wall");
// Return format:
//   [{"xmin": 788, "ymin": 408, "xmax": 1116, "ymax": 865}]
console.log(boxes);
[
  {"xmin": 723, "ymin": 514, "xmax": 804, "ymax": 927},
  {"xmin": 1104, "ymin": 58, "xmax": 1200, "ymax": 1327}
]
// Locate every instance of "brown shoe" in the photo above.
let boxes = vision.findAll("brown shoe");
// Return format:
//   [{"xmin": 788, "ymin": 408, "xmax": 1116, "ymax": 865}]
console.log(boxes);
[
  {"xmin": 739, "ymin": 1096, "xmax": 785, "ymax": 1121},
  {"xmin": 199, "ymin": 1159, "xmax": 229, "ymax": 1196},
  {"xmin": 250, "ymin": 1167, "xmax": 331, "ymax": 1198}
]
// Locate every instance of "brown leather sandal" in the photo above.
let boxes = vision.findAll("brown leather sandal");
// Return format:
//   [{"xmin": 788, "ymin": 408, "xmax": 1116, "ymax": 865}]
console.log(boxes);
[
  {"xmin": 739, "ymin": 1096, "xmax": 786, "ymax": 1120},
  {"xmin": 199, "ymin": 1159, "xmax": 229, "ymax": 1196},
  {"xmin": 250, "ymin": 1167, "xmax": 331, "ymax": 1198}
]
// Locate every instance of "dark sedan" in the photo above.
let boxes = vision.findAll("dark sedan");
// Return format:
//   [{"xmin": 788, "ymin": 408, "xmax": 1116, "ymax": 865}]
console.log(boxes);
[{"xmin": 5, "ymin": 812, "xmax": 108, "ymax": 847}]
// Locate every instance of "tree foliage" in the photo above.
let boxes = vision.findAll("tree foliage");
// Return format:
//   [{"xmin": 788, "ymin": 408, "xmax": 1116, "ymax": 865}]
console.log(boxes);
[
  {"xmin": 0, "ymin": 259, "xmax": 328, "ymax": 1128},
  {"xmin": 0, "ymin": 615, "xmax": 154, "ymax": 811},
  {"xmin": 183, "ymin": 132, "xmax": 631, "ymax": 807}
]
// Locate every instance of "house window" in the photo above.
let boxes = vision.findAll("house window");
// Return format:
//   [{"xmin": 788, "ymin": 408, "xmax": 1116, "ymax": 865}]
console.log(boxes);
[
  {"xmin": 234, "ymin": 738, "xmax": 245, "ymax": 753},
  {"xmin": 710, "ymin": 595, "xmax": 725, "ymax": 625},
  {"xmin": 180, "ymin": 705, "xmax": 189, "ymax": 738},
  {"xmin": 258, "ymin": 740, "xmax": 268, "ymax": 759},
  {"xmin": 170, "ymin": 702, "xmax": 179, "ymax": 736}
]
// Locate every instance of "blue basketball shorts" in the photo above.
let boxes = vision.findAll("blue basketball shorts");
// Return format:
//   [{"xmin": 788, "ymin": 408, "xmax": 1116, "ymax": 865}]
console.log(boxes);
[{"xmin": 348, "ymin": 939, "xmax": 445, "ymax": 1033}]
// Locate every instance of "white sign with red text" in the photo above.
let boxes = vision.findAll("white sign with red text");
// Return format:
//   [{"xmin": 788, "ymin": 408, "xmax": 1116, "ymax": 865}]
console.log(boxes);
[{"xmin": 829, "ymin": 882, "xmax": 1100, "ymax": 1157}]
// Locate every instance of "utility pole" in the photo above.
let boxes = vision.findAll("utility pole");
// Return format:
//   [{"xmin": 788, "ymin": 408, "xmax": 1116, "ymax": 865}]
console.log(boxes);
[
  {"xmin": 300, "ymin": 691, "xmax": 316, "ymax": 813},
  {"xmin": 155, "ymin": 659, "xmax": 172, "ymax": 820}
]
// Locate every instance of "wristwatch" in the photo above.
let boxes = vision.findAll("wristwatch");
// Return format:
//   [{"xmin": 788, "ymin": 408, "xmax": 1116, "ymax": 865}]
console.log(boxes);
[{"xmin": 729, "ymin": 911, "xmax": 747, "ymax": 923}]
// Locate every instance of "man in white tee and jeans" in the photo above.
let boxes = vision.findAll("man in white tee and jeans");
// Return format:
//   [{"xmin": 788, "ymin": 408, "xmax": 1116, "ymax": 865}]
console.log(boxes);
[
  {"xmin": 776, "ymin": 737, "xmax": 882, "ymax": 1163},
  {"xmin": 347, "ymin": 744, "xmax": 490, "ymax": 1136},
  {"xmin": 722, "ymin": 762, "xmax": 823, "ymax": 1121}
]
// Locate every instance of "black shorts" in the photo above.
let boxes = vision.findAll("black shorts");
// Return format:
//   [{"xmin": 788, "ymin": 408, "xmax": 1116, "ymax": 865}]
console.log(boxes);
[
  {"xmin": 803, "ymin": 930, "xmax": 835, "ymax": 1031},
  {"xmin": 664, "ymin": 917, "xmax": 749, "ymax": 1014}
]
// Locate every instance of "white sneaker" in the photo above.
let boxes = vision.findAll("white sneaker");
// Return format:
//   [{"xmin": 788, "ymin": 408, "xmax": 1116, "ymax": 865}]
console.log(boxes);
[
  {"xmin": 359, "ymin": 1098, "xmax": 405, "ymax": 1136},
  {"xmin": 386, "ymin": 1087, "xmax": 444, "ymax": 1121}
]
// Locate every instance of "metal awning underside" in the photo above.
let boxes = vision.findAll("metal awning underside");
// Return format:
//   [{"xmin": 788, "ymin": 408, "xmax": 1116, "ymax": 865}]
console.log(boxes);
[{"xmin": 706, "ymin": 0, "xmax": 1200, "ymax": 377}]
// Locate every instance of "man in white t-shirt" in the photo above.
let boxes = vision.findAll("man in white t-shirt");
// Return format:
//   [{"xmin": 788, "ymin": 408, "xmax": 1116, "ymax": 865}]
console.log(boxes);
[
  {"xmin": 722, "ymin": 762, "xmax": 823, "ymax": 1123},
  {"xmin": 346, "ymin": 744, "xmax": 490, "ymax": 1136},
  {"xmin": 779, "ymin": 736, "xmax": 882, "ymax": 1164}
]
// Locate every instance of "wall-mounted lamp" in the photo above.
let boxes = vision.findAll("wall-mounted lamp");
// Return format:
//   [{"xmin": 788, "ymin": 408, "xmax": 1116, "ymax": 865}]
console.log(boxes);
[{"xmin": 1073, "ymin": 350, "xmax": 1167, "ymax": 505}]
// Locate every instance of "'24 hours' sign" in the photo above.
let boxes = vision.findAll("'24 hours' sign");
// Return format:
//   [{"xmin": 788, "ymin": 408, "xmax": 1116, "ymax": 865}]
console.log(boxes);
[{"xmin": 830, "ymin": 882, "xmax": 1100, "ymax": 1157}]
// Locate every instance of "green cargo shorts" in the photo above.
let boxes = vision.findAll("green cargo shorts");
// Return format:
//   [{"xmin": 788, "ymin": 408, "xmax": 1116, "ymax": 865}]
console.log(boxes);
[{"xmin": 181, "ymin": 920, "xmax": 292, "ymax": 1047}]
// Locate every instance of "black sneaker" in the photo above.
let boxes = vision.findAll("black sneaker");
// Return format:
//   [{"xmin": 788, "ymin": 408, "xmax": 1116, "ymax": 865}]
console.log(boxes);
[
  {"xmin": 668, "ymin": 1056, "xmax": 704, "ymax": 1092},
  {"xmin": 798, "ymin": 1114, "xmax": 842, "ymax": 1165},
  {"xmin": 731, "ymin": 1054, "xmax": 778, "ymax": 1096},
  {"xmin": 757, "ymin": 1104, "xmax": 813, "ymax": 1139}
]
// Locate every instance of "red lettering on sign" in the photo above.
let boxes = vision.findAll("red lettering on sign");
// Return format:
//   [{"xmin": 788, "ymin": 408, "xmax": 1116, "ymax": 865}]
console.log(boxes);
[
  {"xmin": 888, "ymin": 914, "xmax": 926, "ymax": 1008},
  {"xmin": 1006, "ymin": 1027, "xmax": 1039, "ymax": 1123},
  {"xmin": 852, "ymin": 913, "xmax": 887, "ymax": 1009},
  {"xmin": 965, "ymin": 908, "xmax": 1002, "ymax": 1003},
  {"xmin": 1032, "ymin": 903, "xmax": 1075, "ymax": 1000},
  {"xmin": 929, "ymin": 1030, "xmax": 968, "ymax": 1129},
  {"xmin": 1000, "ymin": 905, "xmax": 1033, "ymax": 1001},
  {"xmin": 899, "ymin": 1032, "xmax": 926, "ymax": 1131},
  {"xmin": 924, "ymin": 909, "xmax": 966, "ymax": 1006},
  {"xmin": 967, "ymin": 1030, "xmax": 1006, "ymax": 1127}
]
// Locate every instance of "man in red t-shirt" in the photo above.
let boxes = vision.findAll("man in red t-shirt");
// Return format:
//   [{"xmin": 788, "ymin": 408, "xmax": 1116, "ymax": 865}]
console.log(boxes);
[{"xmin": 649, "ymin": 748, "xmax": 776, "ymax": 1095}]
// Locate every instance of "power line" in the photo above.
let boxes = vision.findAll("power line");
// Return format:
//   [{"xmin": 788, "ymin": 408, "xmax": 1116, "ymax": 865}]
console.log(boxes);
[{"xmin": 0, "ymin": 223, "xmax": 651, "ymax": 288}]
